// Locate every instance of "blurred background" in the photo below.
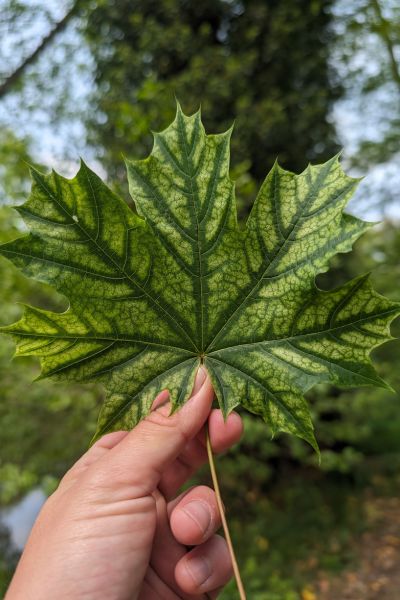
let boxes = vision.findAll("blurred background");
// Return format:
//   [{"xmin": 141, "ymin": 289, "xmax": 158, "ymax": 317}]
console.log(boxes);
[{"xmin": 0, "ymin": 1, "xmax": 399, "ymax": 598}]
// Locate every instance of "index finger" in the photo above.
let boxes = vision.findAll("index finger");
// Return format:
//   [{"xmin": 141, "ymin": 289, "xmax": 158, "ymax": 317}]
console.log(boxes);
[
  {"xmin": 92, "ymin": 367, "xmax": 214, "ymax": 497},
  {"xmin": 158, "ymin": 409, "xmax": 243, "ymax": 499}
]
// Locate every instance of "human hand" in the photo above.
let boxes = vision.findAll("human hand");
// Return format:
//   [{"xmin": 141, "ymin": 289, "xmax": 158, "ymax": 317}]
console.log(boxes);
[{"xmin": 6, "ymin": 367, "xmax": 243, "ymax": 599}]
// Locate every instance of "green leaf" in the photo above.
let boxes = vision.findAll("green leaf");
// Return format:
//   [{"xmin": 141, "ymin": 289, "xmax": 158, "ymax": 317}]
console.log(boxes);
[{"xmin": 1, "ymin": 105, "xmax": 399, "ymax": 449}]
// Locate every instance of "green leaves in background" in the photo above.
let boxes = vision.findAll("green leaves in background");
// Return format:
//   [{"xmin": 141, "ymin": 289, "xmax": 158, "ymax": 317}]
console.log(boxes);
[{"xmin": 1, "ymin": 106, "xmax": 399, "ymax": 448}]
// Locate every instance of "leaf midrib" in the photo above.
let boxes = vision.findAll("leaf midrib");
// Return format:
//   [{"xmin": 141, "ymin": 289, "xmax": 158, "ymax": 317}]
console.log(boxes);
[
  {"xmin": 207, "ymin": 355, "xmax": 311, "ymax": 436},
  {"xmin": 31, "ymin": 167, "xmax": 199, "ymax": 353},
  {"xmin": 95, "ymin": 356, "xmax": 197, "ymax": 438},
  {"xmin": 205, "ymin": 160, "xmax": 350, "ymax": 352},
  {"xmin": 176, "ymin": 111, "xmax": 205, "ymax": 351},
  {"xmin": 4, "ymin": 328, "xmax": 197, "ymax": 354},
  {"xmin": 207, "ymin": 306, "xmax": 399, "ymax": 355}
]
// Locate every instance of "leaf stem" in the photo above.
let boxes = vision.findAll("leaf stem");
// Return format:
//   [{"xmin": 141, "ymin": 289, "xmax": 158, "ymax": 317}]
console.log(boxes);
[{"xmin": 205, "ymin": 425, "xmax": 247, "ymax": 600}]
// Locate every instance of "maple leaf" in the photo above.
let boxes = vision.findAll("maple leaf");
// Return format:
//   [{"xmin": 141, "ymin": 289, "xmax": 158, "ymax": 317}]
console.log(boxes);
[{"xmin": 1, "ymin": 105, "xmax": 399, "ymax": 450}]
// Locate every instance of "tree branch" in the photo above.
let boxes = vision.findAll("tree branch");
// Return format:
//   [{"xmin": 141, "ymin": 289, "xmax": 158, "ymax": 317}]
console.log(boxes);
[
  {"xmin": 370, "ymin": 0, "xmax": 400, "ymax": 93},
  {"xmin": 0, "ymin": 0, "xmax": 83, "ymax": 100}
]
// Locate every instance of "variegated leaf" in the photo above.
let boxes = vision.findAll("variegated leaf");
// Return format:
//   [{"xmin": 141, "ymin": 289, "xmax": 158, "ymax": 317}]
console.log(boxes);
[{"xmin": 1, "ymin": 105, "xmax": 399, "ymax": 449}]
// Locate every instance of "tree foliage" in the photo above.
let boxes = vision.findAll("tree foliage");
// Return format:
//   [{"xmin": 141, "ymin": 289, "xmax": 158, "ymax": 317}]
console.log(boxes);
[
  {"xmin": 334, "ymin": 0, "xmax": 400, "ymax": 169},
  {"xmin": 84, "ymin": 0, "xmax": 341, "ymax": 208}
]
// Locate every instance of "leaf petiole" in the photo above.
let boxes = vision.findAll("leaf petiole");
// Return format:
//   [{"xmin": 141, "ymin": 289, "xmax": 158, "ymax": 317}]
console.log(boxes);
[{"xmin": 206, "ymin": 425, "xmax": 247, "ymax": 600}]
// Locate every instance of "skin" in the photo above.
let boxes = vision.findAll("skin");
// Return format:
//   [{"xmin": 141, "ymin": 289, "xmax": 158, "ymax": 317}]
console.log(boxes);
[{"xmin": 5, "ymin": 367, "xmax": 243, "ymax": 600}]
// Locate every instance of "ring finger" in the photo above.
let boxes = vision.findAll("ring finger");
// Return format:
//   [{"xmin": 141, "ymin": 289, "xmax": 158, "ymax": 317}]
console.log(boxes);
[{"xmin": 175, "ymin": 535, "xmax": 233, "ymax": 596}]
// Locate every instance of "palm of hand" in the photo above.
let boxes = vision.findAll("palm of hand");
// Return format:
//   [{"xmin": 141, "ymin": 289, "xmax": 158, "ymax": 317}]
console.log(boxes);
[
  {"xmin": 62, "ymin": 407, "xmax": 238, "ymax": 599},
  {"xmin": 5, "ymin": 373, "xmax": 242, "ymax": 600}
]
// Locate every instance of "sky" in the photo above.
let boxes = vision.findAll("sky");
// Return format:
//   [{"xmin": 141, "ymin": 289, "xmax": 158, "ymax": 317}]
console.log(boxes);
[
  {"xmin": 0, "ymin": 0, "xmax": 399, "ymax": 220},
  {"xmin": 0, "ymin": 0, "xmax": 96, "ymax": 166}
]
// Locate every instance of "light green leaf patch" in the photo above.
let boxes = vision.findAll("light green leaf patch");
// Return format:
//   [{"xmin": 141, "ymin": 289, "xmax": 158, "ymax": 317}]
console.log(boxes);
[{"xmin": 1, "ymin": 105, "xmax": 399, "ymax": 450}]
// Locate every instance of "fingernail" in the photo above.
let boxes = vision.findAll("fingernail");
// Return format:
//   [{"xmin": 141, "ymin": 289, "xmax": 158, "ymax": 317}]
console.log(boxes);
[
  {"xmin": 151, "ymin": 389, "xmax": 170, "ymax": 411},
  {"xmin": 187, "ymin": 554, "xmax": 211, "ymax": 586},
  {"xmin": 192, "ymin": 366, "xmax": 207, "ymax": 395},
  {"xmin": 182, "ymin": 500, "xmax": 212, "ymax": 537}
]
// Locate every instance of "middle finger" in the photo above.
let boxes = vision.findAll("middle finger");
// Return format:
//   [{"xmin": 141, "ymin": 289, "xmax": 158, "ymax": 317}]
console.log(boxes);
[{"xmin": 169, "ymin": 485, "xmax": 222, "ymax": 546}]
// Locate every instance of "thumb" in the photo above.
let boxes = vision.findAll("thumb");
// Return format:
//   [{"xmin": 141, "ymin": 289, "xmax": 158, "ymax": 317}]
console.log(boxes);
[{"xmin": 97, "ymin": 366, "xmax": 214, "ymax": 496}]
